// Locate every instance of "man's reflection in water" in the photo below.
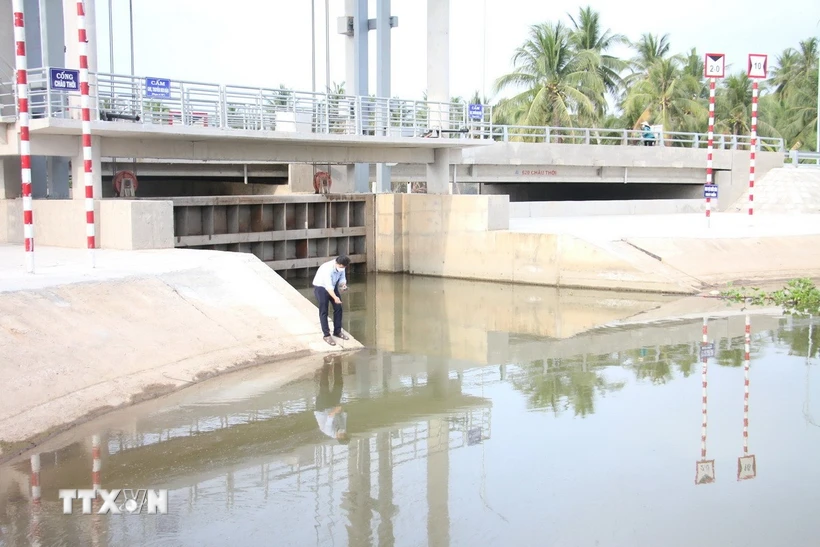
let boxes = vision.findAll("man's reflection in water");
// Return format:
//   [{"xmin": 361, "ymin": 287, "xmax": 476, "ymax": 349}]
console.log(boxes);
[{"xmin": 314, "ymin": 354, "xmax": 350, "ymax": 444}]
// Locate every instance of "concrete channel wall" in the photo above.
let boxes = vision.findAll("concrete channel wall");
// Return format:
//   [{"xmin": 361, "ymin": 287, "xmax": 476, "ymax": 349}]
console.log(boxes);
[
  {"xmin": 0, "ymin": 198, "xmax": 174, "ymax": 250},
  {"xmin": 373, "ymin": 193, "xmax": 820, "ymax": 294}
]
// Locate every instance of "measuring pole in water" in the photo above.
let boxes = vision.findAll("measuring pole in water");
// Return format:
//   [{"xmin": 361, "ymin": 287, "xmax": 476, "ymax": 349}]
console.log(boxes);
[
  {"xmin": 737, "ymin": 314, "xmax": 757, "ymax": 480},
  {"xmin": 30, "ymin": 453, "xmax": 41, "ymax": 545},
  {"xmin": 695, "ymin": 316, "xmax": 716, "ymax": 484}
]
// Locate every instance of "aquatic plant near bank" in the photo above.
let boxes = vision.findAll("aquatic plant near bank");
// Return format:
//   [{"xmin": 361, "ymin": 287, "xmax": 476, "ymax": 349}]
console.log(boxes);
[{"xmin": 720, "ymin": 278, "xmax": 820, "ymax": 316}]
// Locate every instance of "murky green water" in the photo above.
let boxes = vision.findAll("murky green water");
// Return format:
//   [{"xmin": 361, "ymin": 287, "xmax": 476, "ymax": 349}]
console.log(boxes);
[{"xmin": 2, "ymin": 274, "xmax": 820, "ymax": 546}]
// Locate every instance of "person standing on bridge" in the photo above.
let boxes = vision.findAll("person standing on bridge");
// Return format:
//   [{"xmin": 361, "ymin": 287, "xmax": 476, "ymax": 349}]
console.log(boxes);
[{"xmin": 312, "ymin": 255, "xmax": 351, "ymax": 345}]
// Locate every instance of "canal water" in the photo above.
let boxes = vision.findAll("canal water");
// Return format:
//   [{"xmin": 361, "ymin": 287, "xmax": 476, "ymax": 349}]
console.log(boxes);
[{"xmin": 1, "ymin": 274, "xmax": 819, "ymax": 546}]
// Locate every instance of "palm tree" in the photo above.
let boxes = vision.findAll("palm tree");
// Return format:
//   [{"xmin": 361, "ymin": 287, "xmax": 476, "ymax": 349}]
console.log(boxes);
[
  {"xmin": 622, "ymin": 57, "xmax": 706, "ymax": 138},
  {"xmin": 567, "ymin": 6, "xmax": 627, "ymax": 113},
  {"xmin": 628, "ymin": 33, "xmax": 672, "ymax": 79},
  {"xmin": 493, "ymin": 21, "xmax": 605, "ymax": 132}
]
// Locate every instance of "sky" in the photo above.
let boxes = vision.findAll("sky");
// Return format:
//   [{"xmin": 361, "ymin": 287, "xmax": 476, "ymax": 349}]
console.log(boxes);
[{"xmin": 96, "ymin": 0, "xmax": 820, "ymax": 102}]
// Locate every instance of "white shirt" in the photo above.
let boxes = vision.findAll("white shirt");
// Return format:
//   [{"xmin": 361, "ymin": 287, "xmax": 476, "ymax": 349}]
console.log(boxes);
[
  {"xmin": 314, "ymin": 409, "xmax": 348, "ymax": 439},
  {"xmin": 312, "ymin": 259, "xmax": 346, "ymax": 293}
]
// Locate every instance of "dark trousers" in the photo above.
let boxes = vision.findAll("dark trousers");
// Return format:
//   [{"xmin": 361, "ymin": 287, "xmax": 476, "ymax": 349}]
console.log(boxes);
[
  {"xmin": 314, "ymin": 286, "xmax": 343, "ymax": 337},
  {"xmin": 316, "ymin": 357, "xmax": 343, "ymax": 411}
]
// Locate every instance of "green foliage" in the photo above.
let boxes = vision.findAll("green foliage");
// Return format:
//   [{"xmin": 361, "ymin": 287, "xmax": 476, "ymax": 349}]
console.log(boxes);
[
  {"xmin": 489, "ymin": 7, "xmax": 818, "ymax": 150},
  {"xmin": 720, "ymin": 278, "xmax": 820, "ymax": 316}
]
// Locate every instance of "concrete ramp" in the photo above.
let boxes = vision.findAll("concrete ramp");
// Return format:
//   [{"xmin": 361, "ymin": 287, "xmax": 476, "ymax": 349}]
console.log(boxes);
[
  {"xmin": 623, "ymin": 235, "xmax": 820, "ymax": 287},
  {"xmin": 0, "ymin": 246, "xmax": 362, "ymax": 451},
  {"xmin": 729, "ymin": 167, "xmax": 820, "ymax": 214}
]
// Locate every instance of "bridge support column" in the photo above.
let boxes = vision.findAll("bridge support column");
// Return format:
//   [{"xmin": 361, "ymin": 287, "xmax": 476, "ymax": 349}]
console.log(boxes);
[
  {"xmin": 375, "ymin": 0, "xmax": 393, "ymax": 193},
  {"xmin": 426, "ymin": 148, "xmax": 449, "ymax": 194},
  {"xmin": 343, "ymin": 0, "xmax": 370, "ymax": 193},
  {"xmin": 427, "ymin": 0, "xmax": 450, "ymax": 130}
]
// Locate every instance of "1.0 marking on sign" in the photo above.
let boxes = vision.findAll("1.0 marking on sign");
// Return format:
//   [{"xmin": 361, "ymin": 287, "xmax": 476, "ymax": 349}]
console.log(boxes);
[{"xmin": 748, "ymin": 54, "xmax": 768, "ymax": 79}]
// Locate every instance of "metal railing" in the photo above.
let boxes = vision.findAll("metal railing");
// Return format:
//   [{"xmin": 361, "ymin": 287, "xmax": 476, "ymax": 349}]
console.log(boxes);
[
  {"xmin": 787, "ymin": 149, "xmax": 820, "ymax": 167},
  {"xmin": 0, "ymin": 67, "xmax": 785, "ymax": 151}
]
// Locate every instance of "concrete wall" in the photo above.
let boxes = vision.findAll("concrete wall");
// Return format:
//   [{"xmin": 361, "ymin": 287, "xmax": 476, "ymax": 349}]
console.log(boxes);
[
  {"xmin": 715, "ymin": 150, "xmax": 784, "ymax": 211},
  {"xmin": 373, "ymin": 194, "xmax": 696, "ymax": 294},
  {"xmin": 0, "ymin": 199, "xmax": 174, "ymax": 250},
  {"xmin": 510, "ymin": 199, "xmax": 704, "ymax": 218}
]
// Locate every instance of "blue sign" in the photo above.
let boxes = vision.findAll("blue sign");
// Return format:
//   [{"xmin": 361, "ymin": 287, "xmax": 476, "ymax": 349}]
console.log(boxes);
[
  {"xmin": 49, "ymin": 68, "xmax": 79, "ymax": 92},
  {"xmin": 704, "ymin": 184, "xmax": 718, "ymax": 199},
  {"xmin": 468, "ymin": 103, "xmax": 484, "ymax": 121},
  {"xmin": 700, "ymin": 343, "xmax": 715, "ymax": 359},
  {"xmin": 144, "ymin": 77, "xmax": 171, "ymax": 99}
]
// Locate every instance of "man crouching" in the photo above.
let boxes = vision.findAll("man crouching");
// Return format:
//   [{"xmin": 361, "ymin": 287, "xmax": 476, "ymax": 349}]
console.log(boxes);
[{"xmin": 312, "ymin": 254, "xmax": 351, "ymax": 346}]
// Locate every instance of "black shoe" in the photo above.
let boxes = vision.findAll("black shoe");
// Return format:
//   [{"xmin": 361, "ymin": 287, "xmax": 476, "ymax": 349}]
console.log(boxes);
[
  {"xmin": 323, "ymin": 336, "xmax": 336, "ymax": 346},
  {"xmin": 334, "ymin": 332, "xmax": 350, "ymax": 341}
]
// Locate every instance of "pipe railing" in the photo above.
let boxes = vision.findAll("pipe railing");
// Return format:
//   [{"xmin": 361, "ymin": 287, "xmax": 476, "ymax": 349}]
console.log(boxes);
[
  {"xmin": 787, "ymin": 149, "xmax": 820, "ymax": 167},
  {"xmin": 0, "ymin": 67, "xmax": 786, "ymax": 151}
]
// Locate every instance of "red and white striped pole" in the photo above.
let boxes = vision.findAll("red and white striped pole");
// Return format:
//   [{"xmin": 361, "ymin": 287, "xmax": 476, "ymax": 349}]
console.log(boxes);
[
  {"xmin": 30, "ymin": 453, "xmax": 41, "ymax": 546},
  {"xmin": 13, "ymin": 0, "xmax": 34, "ymax": 273},
  {"xmin": 77, "ymin": 1, "xmax": 96, "ymax": 267},
  {"xmin": 701, "ymin": 317, "xmax": 709, "ymax": 459},
  {"xmin": 743, "ymin": 314, "xmax": 751, "ymax": 455},
  {"xmin": 91, "ymin": 434, "xmax": 102, "ymax": 544},
  {"xmin": 705, "ymin": 77, "xmax": 716, "ymax": 226},
  {"xmin": 748, "ymin": 81, "xmax": 759, "ymax": 218},
  {"xmin": 92, "ymin": 433, "xmax": 101, "ymax": 492}
]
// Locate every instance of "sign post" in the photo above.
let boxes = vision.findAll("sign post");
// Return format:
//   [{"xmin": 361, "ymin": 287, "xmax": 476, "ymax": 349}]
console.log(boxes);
[
  {"xmin": 747, "ymin": 54, "xmax": 768, "ymax": 222},
  {"xmin": 703, "ymin": 53, "xmax": 725, "ymax": 228},
  {"xmin": 696, "ymin": 317, "xmax": 716, "ymax": 485},
  {"xmin": 737, "ymin": 314, "xmax": 757, "ymax": 480}
]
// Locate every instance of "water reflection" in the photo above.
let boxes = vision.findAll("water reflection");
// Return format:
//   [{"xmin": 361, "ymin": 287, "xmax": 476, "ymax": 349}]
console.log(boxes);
[{"xmin": 1, "ymin": 275, "xmax": 819, "ymax": 546}]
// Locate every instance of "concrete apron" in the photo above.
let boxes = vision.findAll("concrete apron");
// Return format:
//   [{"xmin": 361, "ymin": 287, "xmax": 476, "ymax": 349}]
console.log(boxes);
[{"xmin": 0, "ymin": 246, "xmax": 364, "ymax": 459}]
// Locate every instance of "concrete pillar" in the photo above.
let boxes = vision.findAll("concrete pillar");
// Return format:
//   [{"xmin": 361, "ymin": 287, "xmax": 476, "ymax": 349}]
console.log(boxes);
[
  {"xmin": 426, "ymin": 148, "xmax": 449, "ymax": 194},
  {"xmin": 426, "ymin": 0, "xmax": 449, "ymax": 129},
  {"xmin": 0, "ymin": 158, "xmax": 22, "ymax": 199},
  {"xmin": 70, "ymin": 139, "xmax": 102, "ymax": 200},
  {"xmin": 426, "ymin": 0, "xmax": 450, "ymax": 195},
  {"xmin": 375, "ymin": 0, "xmax": 392, "ymax": 193},
  {"xmin": 344, "ymin": 0, "xmax": 369, "ymax": 193}
]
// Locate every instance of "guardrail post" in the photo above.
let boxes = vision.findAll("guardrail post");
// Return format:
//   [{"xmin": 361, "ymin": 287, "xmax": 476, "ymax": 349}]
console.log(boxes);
[
  {"xmin": 258, "ymin": 88, "xmax": 264, "ymax": 130},
  {"xmin": 694, "ymin": 134, "xmax": 699, "ymax": 148},
  {"xmin": 584, "ymin": 128, "xmax": 590, "ymax": 145},
  {"xmin": 219, "ymin": 86, "xmax": 227, "ymax": 128},
  {"xmin": 179, "ymin": 82, "xmax": 186, "ymax": 125},
  {"xmin": 502, "ymin": 125, "xmax": 508, "ymax": 142},
  {"xmin": 789, "ymin": 149, "xmax": 798, "ymax": 166},
  {"xmin": 324, "ymin": 93, "xmax": 330, "ymax": 134},
  {"xmin": 622, "ymin": 129, "xmax": 627, "ymax": 145},
  {"xmin": 356, "ymin": 95, "xmax": 363, "ymax": 135},
  {"xmin": 545, "ymin": 127, "xmax": 550, "ymax": 143}
]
